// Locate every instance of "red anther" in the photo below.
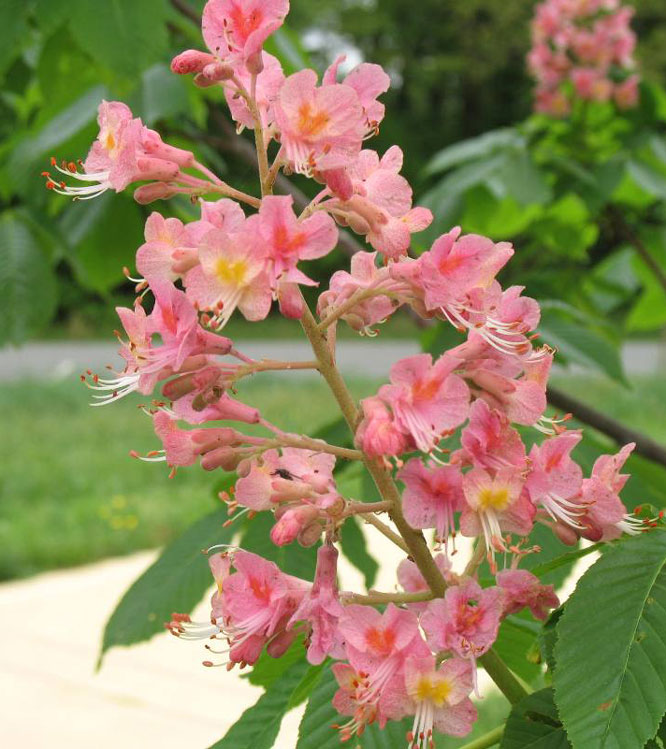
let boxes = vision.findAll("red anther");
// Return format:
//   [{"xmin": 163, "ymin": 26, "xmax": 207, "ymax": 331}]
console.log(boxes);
[
  {"xmin": 129, "ymin": 450, "xmax": 139, "ymax": 458},
  {"xmin": 123, "ymin": 266, "xmax": 131, "ymax": 277},
  {"xmin": 41, "ymin": 171, "xmax": 51, "ymax": 177},
  {"xmin": 79, "ymin": 374, "xmax": 86, "ymax": 382},
  {"xmin": 50, "ymin": 156, "xmax": 57, "ymax": 166},
  {"xmin": 659, "ymin": 511, "xmax": 664, "ymax": 519},
  {"xmin": 67, "ymin": 161, "xmax": 77, "ymax": 172},
  {"xmin": 223, "ymin": 519, "xmax": 233, "ymax": 527},
  {"xmin": 169, "ymin": 467, "xmax": 177, "ymax": 479},
  {"xmin": 92, "ymin": 374, "xmax": 99, "ymax": 383},
  {"xmin": 45, "ymin": 181, "xmax": 56, "ymax": 190},
  {"xmin": 59, "ymin": 181, "xmax": 66, "ymax": 188},
  {"xmin": 202, "ymin": 661, "xmax": 215, "ymax": 667}
]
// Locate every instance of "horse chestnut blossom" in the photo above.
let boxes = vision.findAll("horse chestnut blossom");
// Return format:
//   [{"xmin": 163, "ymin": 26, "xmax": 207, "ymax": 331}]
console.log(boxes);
[
  {"xmin": 51, "ymin": 0, "xmax": 650, "ymax": 745},
  {"xmin": 528, "ymin": 0, "xmax": 640, "ymax": 116}
]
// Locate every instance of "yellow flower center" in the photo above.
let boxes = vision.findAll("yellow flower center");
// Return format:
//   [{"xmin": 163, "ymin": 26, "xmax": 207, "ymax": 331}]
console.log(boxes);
[
  {"xmin": 216, "ymin": 258, "xmax": 248, "ymax": 286},
  {"xmin": 479, "ymin": 486, "xmax": 510, "ymax": 511},
  {"xmin": 415, "ymin": 676, "xmax": 451, "ymax": 707}
]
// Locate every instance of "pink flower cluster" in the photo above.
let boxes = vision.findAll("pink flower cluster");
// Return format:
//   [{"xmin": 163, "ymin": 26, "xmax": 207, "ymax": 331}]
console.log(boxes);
[
  {"xmin": 168, "ymin": 543, "xmax": 558, "ymax": 743},
  {"xmin": 51, "ymin": 1, "xmax": 650, "ymax": 745},
  {"xmin": 528, "ymin": 0, "xmax": 640, "ymax": 115}
]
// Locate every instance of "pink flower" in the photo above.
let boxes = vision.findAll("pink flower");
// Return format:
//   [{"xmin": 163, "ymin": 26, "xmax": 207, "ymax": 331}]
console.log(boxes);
[
  {"xmin": 456, "ymin": 399, "xmax": 527, "ymax": 472},
  {"xmin": 87, "ymin": 283, "xmax": 232, "ymax": 405},
  {"xmin": 224, "ymin": 52, "xmax": 285, "ymax": 128},
  {"xmin": 274, "ymin": 69, "xmax": 367, "ymax": 175},
  {"xmin": 398, "ymin": 458, "xmax": 464, "ymax": 543},
  {"xmin": 323, "ymin": 55, "xmax": 391, "ymax": 132},
  {"xmin": 317, "ymin": 251, "xmax": 398, "ymax": 334},
  {"xmin": 496, "ymin": 569, "xmax": 559, "ymax": 621},
  {"xmin": 355, "ymin": 395, "xmax": 412, "ymax": 458},
  {"xmin": 289, "ymin": 544, "xmax": 344, "ymax": 664},
  {"xmin": 460, "ymin": 467, "xmax": 534, "ymax": 557},
  {"xmin": 46, "ymin": 101, "xmax": 193, "ymax": 200},
  {"xmin": 202, "ymin": 0, "xmax": 289, "ymax": 69},
  {"xmin": 379, "ymin": 353, "xmax": 470, "ymax": 453},
  {"xmin": 578, "ymin": 442, "xmax": 640, "ymax": 541},
  {"xmin": 236, "ymin": 447, "xmax": 336, "ymax": 510},
  {"xmin": 421, "ymin": 579, "xmax": 503, "ymax": 662},
  {"xmin": 614, "ymin": 75, "xmax": 639, "ymax": 109},
  {"xmin": 245, "ymin": 195, "xmax": 338, "ymax": 286},
  {"xmin": 184, "ymin": 224, "xmax": 272, "ymax": 327},
  {"xmin": 403, "ymin": 656, "xmax": 477, "ymax": 744},
  {"xmin": 169, "ymin": 550, "xmax": 309, "ymax": 666},
  {"xmin": 334, "ymin": 604, "xmax": 430, "ymax": 738},
  {"xmin": 527, "ymin": 0, "xmax": 639, "ymax": 113},
  {"xmin": 526, "ymin": 431, "xmax": 584, "ymax": 529},
  {"xmin": 136, "ymin": 212, "xmax": 199, "ymax": 283},
  {"xmin": 463, "ymin": 340, "xmax": 553, "ymax": 427},
  {"xmin": 327, "ymin": 147, "xmax": 433, "ymax": 259}
]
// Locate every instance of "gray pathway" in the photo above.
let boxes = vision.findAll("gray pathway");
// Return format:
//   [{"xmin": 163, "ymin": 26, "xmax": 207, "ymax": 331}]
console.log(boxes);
[{"xmin": 0, "ymin": 339, "xmax": 663, "ymax": 382}]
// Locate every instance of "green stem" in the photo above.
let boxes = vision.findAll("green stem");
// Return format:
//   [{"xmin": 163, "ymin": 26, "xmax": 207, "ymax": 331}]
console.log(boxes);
[
  {"xmin": 457, "ymin": 724, "xmax": 504, "ymax": 749},
  {"xmin": 479, "ymin": 648, "xmax": 530, "ymax": 705},
  {"xmin": 298, "ymin": 301, "xmax": 447, "ymax": 596}
]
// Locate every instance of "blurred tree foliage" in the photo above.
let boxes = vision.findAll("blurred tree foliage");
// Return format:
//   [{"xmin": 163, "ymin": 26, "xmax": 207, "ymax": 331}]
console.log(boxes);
[{"xmin": 0, "ymin": 0, "xmax": 665, "ymax": 343}]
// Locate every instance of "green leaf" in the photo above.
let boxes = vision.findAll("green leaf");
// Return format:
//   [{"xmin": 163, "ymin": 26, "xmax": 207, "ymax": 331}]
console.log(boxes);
[
  {"xmin": 99, "ymin": 506, "xmax": 233, "ymax": 666},
  {"xmin": 530, "ymin": 544, "xmax": 603, "ymax": 580},
  {"xmin": 500, "ymin": 688, "xmax": 571, "ymax": 749},
  {"xmin": 493, "ymin": 614, "xmax": 542, "ymax": 684},
  {"xmin": 288, "ymin": 662, "xmax": 327, "ymax": 709},
  {"xmin": 68, "ymin": 0, "xmax": 169, "ymax": 78},
  {"xmin": 496, "ymin": 150, "xmax": 552, "ymax": 206},
  {"xmin": 241, "ymin": 512, "xmax": 319, "ymax": 579},
  {"xmin": 8, "ymin": 84, "xmax": 107, "ymax": 192},
  {"xmin": 71, "ymin": 195, "xmax": 145, "ymax": 294},
  {"xmin": 265, "ymin": 26, "xmax": 311, "ymax": 76},
  {"xmin": 296, "ymin": 664, "xmax": 341, "ymax": 749},
  {"xmin": 209, "ymin": 658, "xmax": 310, "ymax": 749},
  {"xmin": 0, "ymin": 210, "xmax": 58, "ymax": 345},
  {"xmin": 245, "ymin": 635, "xmax": 309, "ymax": 690},
  {"xmin": 460, "ymin": 187, "xmax": 543, "ymax": 238},
  {"xmin": 553, "ymin": 531, "xmax": 666, "ymax": 749},
  {"xmin": 131, "ymin": 63, "xmax": 190, "ymax": 126},
  {"xmin": 0, "ymin": 0, "xmax": 29, "ymax": 77},
  {"xmin": 339, "ymin": 515, "xmax": 379, "ymax": 589},
  {"xmin": 425, "ymin": 128, "xmax": 521, "ymax": 176},
  {"xmin": 538, "ymin": 308, "xmax": 626, "ymax": 384},
  {"xmin": 539, "ymin": 608, "xmax": 564, "ymax": 674},
  {"xmin": 627, "ymin": 159, "xmax": 666, "ymax": 200}
]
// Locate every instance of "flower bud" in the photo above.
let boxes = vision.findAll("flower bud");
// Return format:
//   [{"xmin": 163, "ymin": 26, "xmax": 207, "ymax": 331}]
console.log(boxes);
[
  {"xmin": 298, "ymin": 520, "xmax": 324, "ymax": 547},
  {"xmin": 245, "ymin": 51, "xmax": 264, "ymax": 75},
  {"xmin": 171, "ymin": 49, "xmax": 216, "ymax": 75},
  {"xmin": 346, "ymin": 212, "xmax": 371, "ymax": 235},
  {"xmin": 200, "ymin": 446, "xmax": 244, "ymax": 471},
  {"xmin": 133, "ymin": 183, "xmax": 179, "ymax": 204},
  {"xmin": 136, "ymin": 157, "xmax": 180, "ymax": 182},
  {"xmin": 202, "ymin": 62, "xmax": 235, "ymax": 82}
]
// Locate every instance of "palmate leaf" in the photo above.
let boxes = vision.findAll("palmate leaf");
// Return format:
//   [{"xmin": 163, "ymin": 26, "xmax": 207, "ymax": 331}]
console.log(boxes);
[
  {"xmin": 553, "ymin": 530, "xmax": 666, "ymax": 749},
  {"xmin": 500, "ymin": 688, "xmax": 571, "ymax": 749},
  {"xmin": 209, "ymin": 658, "xmax": 312, "ymax": 749},
  {"xmin": 98, "ymin": 504, "xmax": 233, "ymax": 666},
  {"xmin": 67, "ymin": 0, "xmax": 169, "ymax": 78},
  {"xmin": 0, "ymin": 210, "xmax": 58, "ymax": 345}
]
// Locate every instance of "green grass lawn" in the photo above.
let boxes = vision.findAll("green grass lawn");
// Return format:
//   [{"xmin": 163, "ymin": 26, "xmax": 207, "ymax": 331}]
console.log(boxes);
[
  {"xmin": 0, "ymin": 374, "xmax": 379, "ymax": 580},
  {"xmin": 2, "ymin": 369, "xmax": 665, "ymax": 581}
]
